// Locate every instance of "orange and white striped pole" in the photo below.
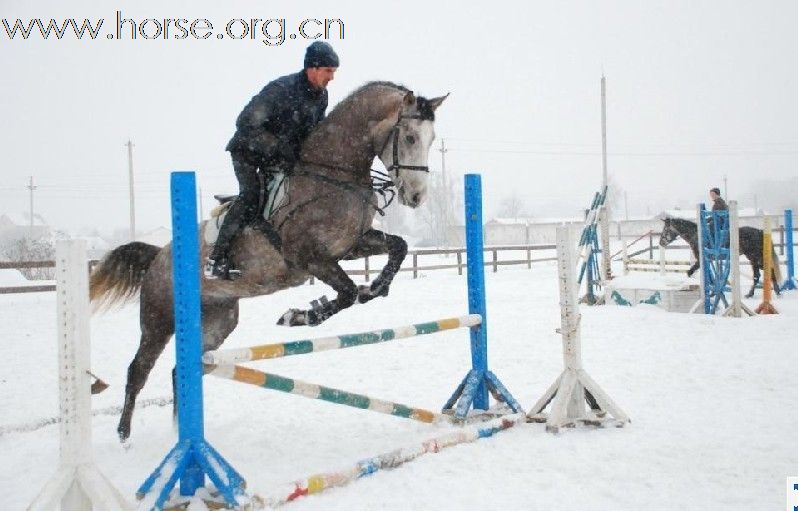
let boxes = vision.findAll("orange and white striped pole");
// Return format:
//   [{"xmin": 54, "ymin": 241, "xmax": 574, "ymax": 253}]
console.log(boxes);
[{"xmin": 755, "ymin": 217, "xmax": 778, "ymax": 314}]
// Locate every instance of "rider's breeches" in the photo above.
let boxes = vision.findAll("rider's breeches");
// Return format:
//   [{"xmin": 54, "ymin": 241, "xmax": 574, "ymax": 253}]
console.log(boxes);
[{"xmin": 210, "ymin": 158, "xmax": 261, "ymax": 260}]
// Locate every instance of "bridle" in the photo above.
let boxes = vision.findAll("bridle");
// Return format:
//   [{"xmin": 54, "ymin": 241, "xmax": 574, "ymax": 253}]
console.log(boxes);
[
  {"xmin": 287, "ymin": 109, "xmax": 432, "ymax": 220},
  {"xmin": 379, "ymin": 113, "xmax": 431, "ymax": 174}
]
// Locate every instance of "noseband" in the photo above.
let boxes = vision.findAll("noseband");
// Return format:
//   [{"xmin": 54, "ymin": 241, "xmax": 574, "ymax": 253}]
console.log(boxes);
[{"xmin": 380, "ymin": 113, "xmax": 430, "ymax": 174}]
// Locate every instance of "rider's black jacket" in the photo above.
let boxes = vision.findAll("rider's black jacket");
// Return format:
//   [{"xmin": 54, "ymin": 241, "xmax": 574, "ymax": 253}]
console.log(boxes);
[{"xmin": 226, "ymin": 70, "xmax": 328, "ymax": 170}]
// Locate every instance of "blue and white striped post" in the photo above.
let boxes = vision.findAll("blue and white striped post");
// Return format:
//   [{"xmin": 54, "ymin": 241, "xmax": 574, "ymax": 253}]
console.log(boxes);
[
  {"xmin": 136, "ymin": 172, "xmax": 246, "ymax": 510},
  {"xmin": 443, "ymin": 173, "xmax": 522, "ymax": 418},
  {"xmin": 783, "ymin": 209, "xmax": 797, "ymax": 291}
]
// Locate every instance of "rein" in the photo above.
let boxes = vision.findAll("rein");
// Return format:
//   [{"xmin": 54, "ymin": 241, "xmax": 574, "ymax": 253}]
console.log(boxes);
[{"xmin": 274, "ymin": 110, "xmax": 429, "ymax": 236}]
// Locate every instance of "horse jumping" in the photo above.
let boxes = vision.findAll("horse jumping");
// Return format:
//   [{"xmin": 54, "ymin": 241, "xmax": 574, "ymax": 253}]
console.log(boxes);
[{"xmin": 89, "ymin": 82, "xmax": 448, "ymax": 441}]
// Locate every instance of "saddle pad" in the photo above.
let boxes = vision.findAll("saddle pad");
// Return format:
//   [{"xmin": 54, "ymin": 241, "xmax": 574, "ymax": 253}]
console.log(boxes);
[{"xmin": 204, "ymin": 173, "xmax": 289, "ymax": 246}]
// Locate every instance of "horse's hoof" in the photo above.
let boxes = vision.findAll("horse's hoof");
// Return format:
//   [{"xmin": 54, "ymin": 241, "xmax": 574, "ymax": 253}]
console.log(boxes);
[
  {"xmin": 357, "ymin": 283, "xmax": 390, "ymax": 304},
  {"xmin": 277, "ymin": 309, "xmax": 303, "ymax": 326},
  {"xmin": 745, "ymin": 293, "xmax": 754, "ymax": 299},
  {"xmin": 277, "ymin": 309, "xmax": 321, "ymax": 327},
  {"xmin": 117, "ymin": 426, "xmax": 130, "ymax": 443},
  {"xmin": 357, "ymin": 285, "xmax": 372, "ymax": 304}
]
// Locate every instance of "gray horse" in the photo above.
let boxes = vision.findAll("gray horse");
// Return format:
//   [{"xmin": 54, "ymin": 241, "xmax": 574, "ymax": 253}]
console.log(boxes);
[{"xmin": 90, "ymin": 82, "xmax": 448, "ymax": 441}]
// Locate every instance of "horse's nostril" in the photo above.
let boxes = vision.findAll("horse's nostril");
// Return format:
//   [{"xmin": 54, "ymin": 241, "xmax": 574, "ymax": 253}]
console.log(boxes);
[{"xmin": 412, "ymin": 193, "xmax": 420, "ymax": 204}]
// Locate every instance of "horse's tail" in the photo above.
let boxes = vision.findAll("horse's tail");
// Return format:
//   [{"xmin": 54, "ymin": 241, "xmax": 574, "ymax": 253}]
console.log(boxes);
[
  {"xmin": 90, "ymin": 241, "xmax": 162, "ymax": 308},
  {"xmin": 771, "ymin": 246, "xmax": 783, "ymax": 284}
]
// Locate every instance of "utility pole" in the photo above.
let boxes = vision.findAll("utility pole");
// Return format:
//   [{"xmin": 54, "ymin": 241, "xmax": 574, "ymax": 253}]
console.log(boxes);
[
  {"xmin": 723, "ymin": 174, "xmax": 728, "ymax": 198},
  {"xmin": 439, "ymin": 138, "xmax": 449, "ymax": 247},
  {"xmin": 126, "ymin": 140, "xmax": 136, "ymax": 241},
  {"xmin": 599, "ymin": 75, "xmax": 612, "ymax": 281},
  {"xmin": 27, "ymin": 176, "xmax": 36, "ymax": 237}
]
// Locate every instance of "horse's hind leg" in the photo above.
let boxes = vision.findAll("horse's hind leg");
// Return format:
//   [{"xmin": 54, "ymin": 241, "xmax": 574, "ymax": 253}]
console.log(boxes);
[
  {"xmin": 278, "ymin": 262, "xmax": 357, "ymax": 327},
  {"xmin": 118, "ymin": 321, "xmax": 173, "ymax": 441},
  {"xmin": 172, "ymin": 298, "xmax": 240, "ymax": 425},
  {"xmin": 343, "ymin": 229, "xmax": 408, "ymax": 303},
  {"xmin": 746, "ymin": 263, "xmax": 761, "ymax": 298},
  {"xmin": 772, "ymin": 269, "xmax": 782, "ymax": 296}
]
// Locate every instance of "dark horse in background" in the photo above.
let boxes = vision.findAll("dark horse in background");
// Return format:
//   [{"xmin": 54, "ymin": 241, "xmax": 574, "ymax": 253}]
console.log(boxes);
[
  {"xmin": 89, "ymin": 82, "xmax": 448, "ymax": 441},
  {"xmin": 658, "ymin": 216, "xmax": 782, "ymax": 298}
]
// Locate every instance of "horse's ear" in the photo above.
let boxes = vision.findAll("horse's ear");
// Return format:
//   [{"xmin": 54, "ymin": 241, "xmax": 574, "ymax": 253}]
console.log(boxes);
[
  {"xmin": 403, "ymin": 91, "xmax": 416, "ymax": 106},
  {"xmin": 427, "ymin": 93, "xmax": 450, "ymax": 111}
]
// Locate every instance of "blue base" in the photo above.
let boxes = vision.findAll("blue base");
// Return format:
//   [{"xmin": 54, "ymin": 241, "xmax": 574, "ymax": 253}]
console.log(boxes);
[
  {"xmin": 138, "ymin": 439, "xmax": 246, "ymax": 510},
  {"xmin": 442, "ymin": 369, "xmax": 523, "ymax": 419},
  {"xmin": 783, "ymin": 277, "xmax": 798, "ymax": 291}
]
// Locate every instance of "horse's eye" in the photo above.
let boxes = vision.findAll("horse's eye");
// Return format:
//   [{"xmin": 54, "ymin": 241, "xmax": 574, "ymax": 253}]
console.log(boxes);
[{"xmin": 405, "ymin": 135, "xmax": 416, "ymax": 145}]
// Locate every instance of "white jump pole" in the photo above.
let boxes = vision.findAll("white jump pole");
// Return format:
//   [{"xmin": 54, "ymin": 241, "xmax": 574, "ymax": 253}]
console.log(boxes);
[
  {"xmin": 527, "ymin": 226, "xmax": 630, "ymax": 432},
  {"xmin": 725, "ymin": 201, "xmax": 754, "ymax": 318},
  {"xmin": 27, "ymin": 240, "xmax": 132, "ymax": 511}
]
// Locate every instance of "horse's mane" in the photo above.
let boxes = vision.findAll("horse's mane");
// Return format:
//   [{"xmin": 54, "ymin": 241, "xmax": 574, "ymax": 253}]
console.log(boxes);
[
  {"xmin": 326, "ymin": 81, "xmax": 437, "ymax": 122},
  {"xmin": 665, "ymin": 216, "xmax": 697, "ymax": 231}
]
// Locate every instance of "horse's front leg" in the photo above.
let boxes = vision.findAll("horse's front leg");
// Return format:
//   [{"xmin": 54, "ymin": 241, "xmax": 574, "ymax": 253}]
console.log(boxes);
[
  {"xmin": 343, "ymin": 229, "xmax": 408, "ymax": 304},
  {"xmin": 687, "ymin": 261, "xmax": 700, "ymax": 278},
  {"xmin": 277, "ymin": 261, "xmax": 358, "ymax": 327}
]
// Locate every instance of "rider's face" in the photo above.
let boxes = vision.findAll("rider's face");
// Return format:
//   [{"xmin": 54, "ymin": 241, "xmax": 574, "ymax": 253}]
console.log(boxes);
[{"xmin": 306, "ymin": 67, "xmax": 337, "ymax": 90}]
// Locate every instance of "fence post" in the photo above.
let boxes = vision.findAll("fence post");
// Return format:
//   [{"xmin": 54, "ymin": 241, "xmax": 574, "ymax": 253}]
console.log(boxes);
[
  {"xmin": 778, "ymin": 226, "xmax": 784, "ymax": 255},
  {"xmin": 649, "ymin": 232, "xmax": 654, "ymax": 260},
  {"xmin": 364, "ymin": 256, "xmax": 370, "ymax": 282},
  {"xmin": 413, "ymin": 253, "xmax": 418, "ymax": 279},
  {"xmin": 457, "ymin": 251, "xmax": 463, "ymax": 275},
  {"xmin": 492, "ymin": 249, "xmax": 498, "ymax": 273},
  {"xmin": 527, "ymin": 247, "xmax": 532, "ymax": 269},
  {"xmin": 622, "ymin": 240, "xmax": 629, "ymax": 275}
]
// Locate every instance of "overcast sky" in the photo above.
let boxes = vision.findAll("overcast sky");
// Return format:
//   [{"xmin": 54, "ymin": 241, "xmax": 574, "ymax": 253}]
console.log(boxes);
[{"xmin": 1, "ymin": 0, "xmax": 797, "ymax": 233}]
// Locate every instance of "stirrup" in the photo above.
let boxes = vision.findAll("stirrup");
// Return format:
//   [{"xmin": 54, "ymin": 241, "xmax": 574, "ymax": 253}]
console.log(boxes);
[{"xmin": 204, "ymin": 257, "xmax": 241, "ymax": 281}]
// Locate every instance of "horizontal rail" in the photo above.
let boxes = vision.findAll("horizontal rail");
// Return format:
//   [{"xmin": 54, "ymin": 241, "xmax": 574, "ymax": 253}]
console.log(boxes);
[
  {"xmin": 0, "ymin": 285, "xmax": 55, "ymax": 294},
  {"xmin": 626, "ymin": 259, "xmax": 692, "ymax": 266},
  {"xmin": 203, "ymin": 314, "xmax": 481, "ymax": 365},
  {"xmin": 0, "ymin": 260, "xmax": 55, "ymax": 269},
  {"xmin": 206, "ymin": 365, "xmax": 450, "ymax": 424}
]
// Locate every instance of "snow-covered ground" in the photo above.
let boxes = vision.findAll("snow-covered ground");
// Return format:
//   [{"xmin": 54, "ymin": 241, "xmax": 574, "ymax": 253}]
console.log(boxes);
[{"xmin": 1, "ymin": 262, "xmax": 796, "ymax": 510}]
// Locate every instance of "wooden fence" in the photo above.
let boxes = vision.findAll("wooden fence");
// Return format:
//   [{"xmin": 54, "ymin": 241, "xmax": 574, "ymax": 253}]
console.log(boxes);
[
  {"xmin": 1, "ymin": 227, "xmax": 795, "ymax": 294},
  {"xmin": 0, "ymin": 245, "xmax": 557, "ymax": 294}
]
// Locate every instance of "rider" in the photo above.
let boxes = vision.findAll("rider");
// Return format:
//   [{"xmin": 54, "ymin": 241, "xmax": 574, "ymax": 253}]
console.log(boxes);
[
  {"xmin": 709, "ymin": 187, "xmax": 728, "ymax": 211},
  {"xmin": 205, "ymin": 41, "xmax": 339, "ymax": 280}
]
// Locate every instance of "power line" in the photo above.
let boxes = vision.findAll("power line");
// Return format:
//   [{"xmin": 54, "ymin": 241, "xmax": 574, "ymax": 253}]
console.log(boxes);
[{"xmin": 446, "ymin": 147, "xmax": 798, "ymax": 156}]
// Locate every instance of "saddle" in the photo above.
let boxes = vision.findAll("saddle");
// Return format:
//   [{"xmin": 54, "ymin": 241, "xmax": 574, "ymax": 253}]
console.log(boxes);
[{"xmin": 206, "ymin": 172, "xmax": 288, "ymax": 252}]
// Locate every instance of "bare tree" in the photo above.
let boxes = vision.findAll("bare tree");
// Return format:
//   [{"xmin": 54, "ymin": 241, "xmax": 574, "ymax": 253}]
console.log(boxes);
[
  {"xmin": 1, "ymin": 236, "xmax": 56, "ymax": 279},
  {"xmin": 498, "ymin": 193, "xmax": 528, "ymax": 219},
  {"xmin": 417, "ymin": 172, "xmax": 460, "ymax": 246}
]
